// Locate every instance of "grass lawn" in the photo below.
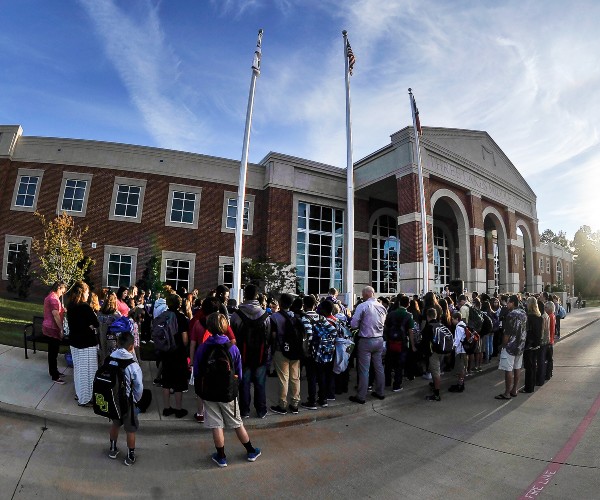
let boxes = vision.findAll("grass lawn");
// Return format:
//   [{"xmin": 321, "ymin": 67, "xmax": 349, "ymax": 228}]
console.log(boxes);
[{"xmin": 0, "ymin": 296, "xmax": 44, "ymax": 347}]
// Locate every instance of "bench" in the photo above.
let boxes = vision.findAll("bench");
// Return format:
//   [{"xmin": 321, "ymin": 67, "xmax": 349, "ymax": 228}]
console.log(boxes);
[{"xmin": 23, "ymin": 316, "xmax": 70, "ymax": 359}]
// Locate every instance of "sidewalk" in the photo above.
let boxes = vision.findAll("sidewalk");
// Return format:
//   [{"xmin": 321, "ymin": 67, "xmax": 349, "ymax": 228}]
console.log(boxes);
[{"xmin": 1, "ymin": 307, "xmax": 598, "ymax": 432}]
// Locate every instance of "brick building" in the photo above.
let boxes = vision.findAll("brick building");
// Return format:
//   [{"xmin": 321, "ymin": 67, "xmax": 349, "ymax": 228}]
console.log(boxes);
[{"xmin": 0, "ymin": 124, "xmax": 573, "ymax": 298}]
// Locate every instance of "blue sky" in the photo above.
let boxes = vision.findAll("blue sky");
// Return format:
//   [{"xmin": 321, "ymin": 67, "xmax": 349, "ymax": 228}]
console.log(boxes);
[{"xmin": 1, "ymin": 0, "xmax": 599, "ymax": 240}]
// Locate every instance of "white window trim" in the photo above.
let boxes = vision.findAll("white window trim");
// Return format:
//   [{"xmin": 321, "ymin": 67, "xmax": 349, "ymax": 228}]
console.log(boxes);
[
  {"xmin": 3, "ymin": 235, "xmax": 32, "ymax": 280},
  {"xmin": 164, "ymin": 183, "xmax": 202, "ymax": 230},
  {"xmin": 109, "ymin": 176, "xmax": 147, "ymax": 224},
  {"xmin": 11, "ymin": 168, "xmax": 44, "ymax": 213},
  {"xmin": 102, "ymin": 244, "xmax": 138, "ymax": 288},
  {"xmin": 56, "ymin": 171, "xmax": 93, "ymax": 217},
  {"xmin": 221, "ymin": 191, "xmax": 255, "ymax": 235},
  {"xmin": 161, "ymin": 250, "xmax": 196, "ymax": 290}
]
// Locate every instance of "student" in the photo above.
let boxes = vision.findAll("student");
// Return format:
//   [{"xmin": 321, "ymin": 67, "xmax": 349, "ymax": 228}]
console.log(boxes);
[
  {"xmin": 108, "ymin": 331, "xmax": 143, "ymax": 466},
  {"xmin": 194, "ymin": 312, "xmax": 261, "ymax": 467},
  {"xmin": 421, "ymin": 308, "xmax": 442, "ymax": 401},
  {"xmin": 448, "ymin": 312, "xmax": 467, "ymax": 393}
]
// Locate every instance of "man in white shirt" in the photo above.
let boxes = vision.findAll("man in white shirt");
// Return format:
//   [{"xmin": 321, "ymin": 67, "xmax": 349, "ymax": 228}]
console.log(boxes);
[{"xmin": 349, "ymin": 286, "xmax": 387, "ymax": 404}]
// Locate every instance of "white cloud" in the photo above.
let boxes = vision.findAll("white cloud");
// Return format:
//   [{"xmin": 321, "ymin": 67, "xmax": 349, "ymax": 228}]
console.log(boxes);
[{"xmin": 79, "ymin": 0, "xmax": 210, "ymax": 152}]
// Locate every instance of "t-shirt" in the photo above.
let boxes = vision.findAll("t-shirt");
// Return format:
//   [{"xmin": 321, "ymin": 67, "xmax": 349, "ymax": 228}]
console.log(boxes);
[
  {"xmin": 43, "ymin": 292, "xmax": 64, "ymax": 339},
  {"xmin": 504, "ymin": 308, "xmax": 528, "ymax": 355},
  {"xmin": 116, "ymin": 299, "xmax": 130, "ymax": 317}
]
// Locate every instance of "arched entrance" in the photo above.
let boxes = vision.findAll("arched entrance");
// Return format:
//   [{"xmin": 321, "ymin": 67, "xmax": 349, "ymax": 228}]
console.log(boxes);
[
  {"xmin": 482, "ymin": 207, "xmax": 508, "ymax": 294},
  {"xmin": 430, "ymin": 189, "xmax": 471, "ymax": 293},
  {"xmin": 369, "ymin": 209, "xmax": 400, "ymax": 294},
  {"xmin": 516, "ymin": 220, "xmax": 535, "ymax": 292}
]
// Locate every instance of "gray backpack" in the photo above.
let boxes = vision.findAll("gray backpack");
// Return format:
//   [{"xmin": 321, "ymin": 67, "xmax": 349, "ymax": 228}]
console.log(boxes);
[{"xmin": 151, "ymin": 310, "xmax": 178, "ymax": 352}]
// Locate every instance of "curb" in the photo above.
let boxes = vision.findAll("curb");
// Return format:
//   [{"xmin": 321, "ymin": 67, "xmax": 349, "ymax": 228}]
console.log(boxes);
[{"xmin": 2, "ymin": 315, "xmax": 599, "ymax": 433}]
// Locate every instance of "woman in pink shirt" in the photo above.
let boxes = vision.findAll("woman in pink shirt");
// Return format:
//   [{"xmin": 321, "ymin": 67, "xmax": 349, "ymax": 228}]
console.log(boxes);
[
  {"xmin": 42, "ymin": 281, "xmax": 67, "ymax": 384},
  {"xmin": 115, "ymin": 286, "xmax": 130, "ymax": 317}
]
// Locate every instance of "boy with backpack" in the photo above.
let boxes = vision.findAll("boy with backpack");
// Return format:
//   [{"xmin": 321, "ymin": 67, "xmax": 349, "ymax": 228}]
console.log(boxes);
[
  {"xmin": 448, "ymin": 311, "xmax": 468, "ymax": 393},
  {"xmin": 193, "ymin": 312, "xmax": 261, "ymax": 467},
  {"xmin": 382, "ymin": 295, "xmax": 414, "ymax": 393},
  {"xmin": 422, "ymin": 308, "xmax": 453, "ymax": 401},
  {"xmin": 105, "ymin": 331, "xmax": 143, "ymax": 466},
  {"xmin": 269, "ymin": 293, "xmax": 303, "ymax": 415}
]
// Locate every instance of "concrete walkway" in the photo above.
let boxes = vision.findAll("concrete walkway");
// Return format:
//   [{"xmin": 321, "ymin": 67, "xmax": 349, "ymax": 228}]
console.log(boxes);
[{"xmin": 1, "ymin": 307, "xmax": 598, "ymax": 431}]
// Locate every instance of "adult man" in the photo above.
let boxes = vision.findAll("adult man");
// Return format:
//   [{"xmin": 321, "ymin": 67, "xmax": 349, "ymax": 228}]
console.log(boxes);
[
  {"xmin": 349, "ymin": 286, "xmax": 387, "ymax": 404},
  {"xmin": 229, "ymin": 284, "xmax": 271, "ymax": 419},
  {"xmin": 495, "ymin": 295, "xmax": 527, "ymax": 400}
]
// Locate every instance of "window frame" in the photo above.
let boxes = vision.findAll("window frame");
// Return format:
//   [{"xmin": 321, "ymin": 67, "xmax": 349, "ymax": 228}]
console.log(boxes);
[
  {"xmin": 108, "ymin": 177, "xmax": 147, "ymax": 224},
  {"xmin": 3, "ymin": 235, "xmax": 32, "ymax": 280},
  {"xmin": 161, "ymin": 250, "xmax": 196, "ymax": 291},
  {"xmin": 221, "ymin": 191, "xmax": 255, "ymax": 236},
  {"xmin": 56, "ymin": 171, "xmax": 93, "ymax": 217},
  {"xmin": 102, "ymin": 245, "xmax": 138, "ymax": 288},
  {"xmin": 164, "ymin": 183, "xmax": 202, "ymax": 229},
  {"xmin": 11, "ymin": 168, "xmax": 44, "ymax": 213}
]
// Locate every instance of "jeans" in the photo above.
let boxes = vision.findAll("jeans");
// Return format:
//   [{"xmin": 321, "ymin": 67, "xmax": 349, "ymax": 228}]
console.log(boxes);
[
  {"xmin": 316, "ymin": 361, "xmax": 335, "ymax": 402},
  {"xmin": 304, "ymin": 358, "xmax": 318, "ymax": 404},
  {"xmin": 536, "ymin": 345, "xmax": 547, "ymax": 386},
  {"xmin": 384, "ymin": 350, "xmax": 406, "ymax": 389},
  {"xmin": 47, "ymin": 337, "xmax": 61, "ymax": 380},
  {"xmin": 239, "ymin": 364, "xmax": 267, "ymax": 416},
  {"xmin": 484, "ymin": 334, "xmax": 494, "ymax": 362},
  {"xmin": 356, "ymin": 337, "xmax": 384, "ymax": 400},
  {"xmin": 523, "ymin": 349, "xmax": 538, "ymax": 392}
]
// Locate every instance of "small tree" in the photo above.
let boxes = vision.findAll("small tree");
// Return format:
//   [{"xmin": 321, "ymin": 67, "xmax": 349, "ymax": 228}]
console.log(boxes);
[
  {"xmin": 138, "ymin": 254, "xmax": 163, "ymax": 296},
  {"xmin": 32, "ymin": 212, "xmax": 90, "ymax": 291},
  {"xmin": 78, "ymin": 255, "xmax": 95, "ymax": 290},
  {"xmin": 241, "ymin": 257, "xmax": 296, "ymax": 294},
  {"xmin": 7, "ymin": 240, "xmax": 33, "ymax": 299}
]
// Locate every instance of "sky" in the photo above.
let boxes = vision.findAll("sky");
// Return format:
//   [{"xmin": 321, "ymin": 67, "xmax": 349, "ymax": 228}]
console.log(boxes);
[{"xmin": 1, "ymin": 0, "xmax": 599, "ymax": 241}]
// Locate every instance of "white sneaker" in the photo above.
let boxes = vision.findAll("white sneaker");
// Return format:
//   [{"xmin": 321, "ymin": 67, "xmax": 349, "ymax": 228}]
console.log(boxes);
[{"xmin": 422, "ymin": 372, "xmax": 432, "ymax": 380}]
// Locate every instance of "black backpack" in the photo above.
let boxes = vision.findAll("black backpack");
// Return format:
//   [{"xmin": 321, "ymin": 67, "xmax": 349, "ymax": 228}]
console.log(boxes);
[
  {"xmin": 234, "ymin": 309, "xmax": 270, "ymax": 369},
  {"xmin": 466, "ymin": 305, "xmax": 485, "ymax": 333},
  {"xmin": 92, "ymin": 356, "xmax": 134, "ymax": 421},
  {"xmin": 431, "ymin": 322, "xmax": 454, "ymax": 354},
  {"xmin": 195, "ymin": 341, "xmax": 238, "ymax": 403},
  {"xmin": 385, "ymin": 311, "xmax": 412, "ymax": 344},
  {"xmin": 279, "ymin": 313, "xmax": 304, "ymax": 360}
]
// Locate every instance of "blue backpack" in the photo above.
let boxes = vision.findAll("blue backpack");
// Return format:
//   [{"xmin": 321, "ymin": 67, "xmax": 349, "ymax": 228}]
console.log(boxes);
[{"xmin": 310, "ymin": 317, "xmax": 338, "ymax": 364}]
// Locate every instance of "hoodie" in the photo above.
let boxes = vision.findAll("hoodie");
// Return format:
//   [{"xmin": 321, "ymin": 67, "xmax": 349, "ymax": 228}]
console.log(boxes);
[
  {"xmin": 193, "ymin": 333, "xmax": 243, "ymax": 381},
  {"xmin": 110, "ymin": 348, "xmax": 143, "ymax": 402}
]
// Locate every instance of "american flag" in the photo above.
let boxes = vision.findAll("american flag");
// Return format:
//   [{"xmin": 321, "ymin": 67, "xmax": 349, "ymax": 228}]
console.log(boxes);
[
  {"xmin": 412, "ymin": 95, "xmax": 422, "ymax": 135},
  {"xmin": 346, "ymin": 40, "xmax": 356, "ymax": 76}
]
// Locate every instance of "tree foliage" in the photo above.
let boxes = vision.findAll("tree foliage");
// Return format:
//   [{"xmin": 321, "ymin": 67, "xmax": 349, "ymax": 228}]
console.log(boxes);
[
  {"xmin": 31, "ymin": 212, "xmax": 90, "ymax": 291},
  {"xmin": 241, "ymin": 257, "xmax": 297, "ymax": 294},
  {"xmin": 572, "ymin": 225, "xmax": 600, "ymax": 296},
  {"xmin": 7, "ymin": 240, "xmax": 33, "ymax": 299},
  {"xmin": 137, "ymin": 254, "xmax": 164, "ymax": 296},
  {"xmin": 540, "ymin": 229, "xmax": 572, "ymax": 250}
]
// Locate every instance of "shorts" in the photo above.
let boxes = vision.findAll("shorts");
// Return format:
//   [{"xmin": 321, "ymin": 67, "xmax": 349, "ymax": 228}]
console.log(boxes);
[
  {"xmin": 475, "ymin": 337, "xmax": 483, "ymax": 353},
  {"xmin": 112, "ymin": 404, "xmax": 139, "ymax": 433},
  {"xmin": 498, "ymin": 348, "xmax": 523, "ymax": 371},
  {"xmin": 428, "ymin": 353, "xmax": 446, "ymax": 379},
  {"xmin": 454, "ymin": 353, "xmax": 468, "ymax": 374},
  {"xmin": 204, "ymin": 399, "xmax": 243, "ymax": 430}
]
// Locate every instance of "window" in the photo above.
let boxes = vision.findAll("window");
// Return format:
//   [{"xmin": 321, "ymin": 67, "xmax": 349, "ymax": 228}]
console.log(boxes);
[
  {"xmin": 223, "ymin": 263, "xmax": 234, "ymax": 289},
  {"xmin": 102, "ymin": 245, "xmax": 138, "ymax": 288},
  {"xmin": 3, "ymin": 235, "xmax": 32, "ymax": 280},
  {"xmin": 371, "ymin": 214, "xmax": 400, "ymax": 293},
  {"xmin": 296, "ymin": 202, "xmax": 344, "ymax": 295},
  {"xmin": 433, "ymin": 226, "xmax": 450, "ymax": 291},
  {"xmin": 57, "ymin": 172, "xmax": 93, "ymax": 216},
  {"xmin": 161, "ymin": 251, "xmax": 196, "ymax": 292},
  {"xmin": 566, "ymin": 262, "xmax": 570, "ymax": 277},
  {"xmin": 165, "ymin": 184, "xmax": 202, "ymax": 229},
  {"xmin": 556, "ymin": 260, "xmax": 563, "ymax": 284},
  {"xmin": 221, "ymin": 191, "xmax": 255, "ymax": 235},
  {"xmin": 493, "ymin": 242, "xmax": 500, "ymax": 293},
  {"xmin": 109, "ymin": 177, "xmax": 147, "ymax": 224},
  {"xmin": 11, "ymin": 168, "xmax": 44, "ymax": 212},
  {"xmin": 522, "ymin": 251, "xmax": 526, "ymax": 271},
  {"xmin": 539, "ymin": 257, "xmax": 544, "ymax": 273},
  {"xmin": 546, "ymin": 258, "xmax": 550, "ymax": 274}
]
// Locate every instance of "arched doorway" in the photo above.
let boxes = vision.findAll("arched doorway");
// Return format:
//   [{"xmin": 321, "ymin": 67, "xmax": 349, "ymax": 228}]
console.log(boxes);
[
  {"xmin": 370, "ymin": 209, "xmax": 400, "ymax": 293},
  {"xmin": 482, "ymin": 207, "xmax": 509, "ymax": 294},
  {"xmin": 516, "ymin": 220, "xmax": 535, "ymax": 292}
]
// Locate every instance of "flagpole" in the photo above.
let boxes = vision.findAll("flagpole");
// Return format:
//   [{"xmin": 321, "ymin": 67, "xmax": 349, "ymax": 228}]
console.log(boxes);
[
  {"xmin": 233, "ymin": 29, "xmax": 263, "ymax": 304},
  {"xmin": 342, "ymin": 30, "xmax": 355, "ymax": 307},
  {"xmin": 408, "ymin": 88, "xmax": 429, "ymax": 294}
]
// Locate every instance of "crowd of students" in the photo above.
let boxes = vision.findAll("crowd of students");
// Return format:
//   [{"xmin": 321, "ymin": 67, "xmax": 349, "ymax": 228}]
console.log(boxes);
[{"xmin": 40, "ymin": 279, "xmax": 567, "ymax": 467}]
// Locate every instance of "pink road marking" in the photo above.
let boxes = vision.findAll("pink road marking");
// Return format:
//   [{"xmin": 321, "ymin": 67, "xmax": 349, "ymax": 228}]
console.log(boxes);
[{"xmin": 519, "ymin": 391, "xmax": 600, "ymax": 499}]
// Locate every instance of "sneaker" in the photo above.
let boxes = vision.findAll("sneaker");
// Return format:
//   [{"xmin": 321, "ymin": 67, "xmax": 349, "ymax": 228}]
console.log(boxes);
[
  {"xmin": 162, "ymin": 407, "xmax": 175, "ymax": 417},
  {"xmin": 448, "ymin": 384, "xmax": 465, "ymax": 393},
  {"xmin": 425, "ymin": 394, "xmax": 441, "ymax": 402},
  {"xmin": 124, "ymin": 454, "xmax": 136, "ymax": 466},
  {"xmin": 318, "ymin": 400, "xmax": 328, "ymax": 408},
  {"xmin": 257, "ymin": 412, "xmax": 267, "ymax": 419},
  {"xmin": 326, "ymin": 397, "xmax": 336, "ymax": 401},
  {"xmin": 194, "ymin": 413, "xmax": 204, "ymax": 423},
  {"xmin": 153, "ymin": 378, "xmax": 162, "ymax": 386},
  {"xmin": 211, "ymin": 453, "xmax": 227, "ymax": 468},
  {"xmin": 108, "ymin": 448, "xmax": 120, "ymax": 460},
  {"xmin": 300, "ymin": 401, "xmax": 318, "ymax": 410},
  {"xmin": 371, "ymin": 392, "xmax": 385, "ymax": 400},
  {"xmin": 349, "ymin": 395, "xmax": 366, "ymax": 404},
  {"xmin": 392, "ymin": 386, "xmax": 404, "ymax": 393},
  {"xmin": 247, "ymin": 447, "xmax": 261, "ymax": 462},
  {"xmin": 241, "ymin": 413, "xmax": 250, "ymax": 419},
  {"xmin": 289, "ymin": 405, "xmax": 299, "ymax": 414},
  {"xmin": 270, "ymin": 405, "xmax": 287, "ymax": 415},
  {"xmin": 476, "ymin": 367, "xmax": 483, "ymax": 372},
  {"xmin": 174, "ymin": 408, "xmax": 188, "ymax": 419},
  {"xmin": 367, "ymin": 385, "xmax": 373, "ymax": 391},
  {"xmin": 53, "ymin": 378, "xmax": 66, "ymax": 385},
  {"xmin": 422, "ymin": 372, "xmax": 433, "ymax": 380}
]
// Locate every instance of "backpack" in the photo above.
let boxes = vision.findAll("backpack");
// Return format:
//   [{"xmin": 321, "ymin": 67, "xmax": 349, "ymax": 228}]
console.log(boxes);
[
  {"xmin": 311, "ymin": 317, "xmax": 338, "ymax": 364},
  {"xmin": 556, "ymin": 305, "xmax": 566, "ymax": 320},
  {"xmin": 235, "ymin": 309, "xmax": 270, "ymax": 369},
  {"xmin": 92, "ymin": 356, "xmax": 134, "ymax": 421},
  {"xmin": 461, "ymin": 325, "xmax": 480, "ymax": 354},
  {"xmin": 106, "ymin": 316, "xmax": 133, "ymax": 357},
  {"xmin": 151, "ymin": 310, "xmax": 178, "ymax": 352},
  {"xmin": 385, "ymin": 311, "xmax": 412, "ymax": 344},
  {"xmin": 279, "ymin": 313, "xmax": 305, "ymax": 360},
  {"xmin": 297, "ymin": 312, "xmax": 314, "ymax": 359},
  {"xmin": 431, "ymin": 323, "xmax": 454, "ymax": 354},
  {"xmin": 480, "ymin": 313, "xmax": 493, "ymax": 337},
  {"xmin": 194, "ymin": 341, "xmax": 238, "ymax": 403},
  {"xmin": 466, "ymin": 305, "xmax": 485, "ymax": 333},
  {"xmin": 333, "ymin": 322, "xmax": 355, "ymax": 374}
]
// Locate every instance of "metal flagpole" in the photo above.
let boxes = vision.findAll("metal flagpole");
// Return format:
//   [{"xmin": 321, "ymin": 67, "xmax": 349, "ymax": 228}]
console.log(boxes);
[
  {"xmin": 408, "ymin": 88, "xmax": 429, "ymax": 294},
  {"xmin": 342, "ymin": 30, "xmax": 355, "ymax": 307},
  {"xmin": 233, "ymin": 29, "xmax": 263, "ymax": 304}
]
